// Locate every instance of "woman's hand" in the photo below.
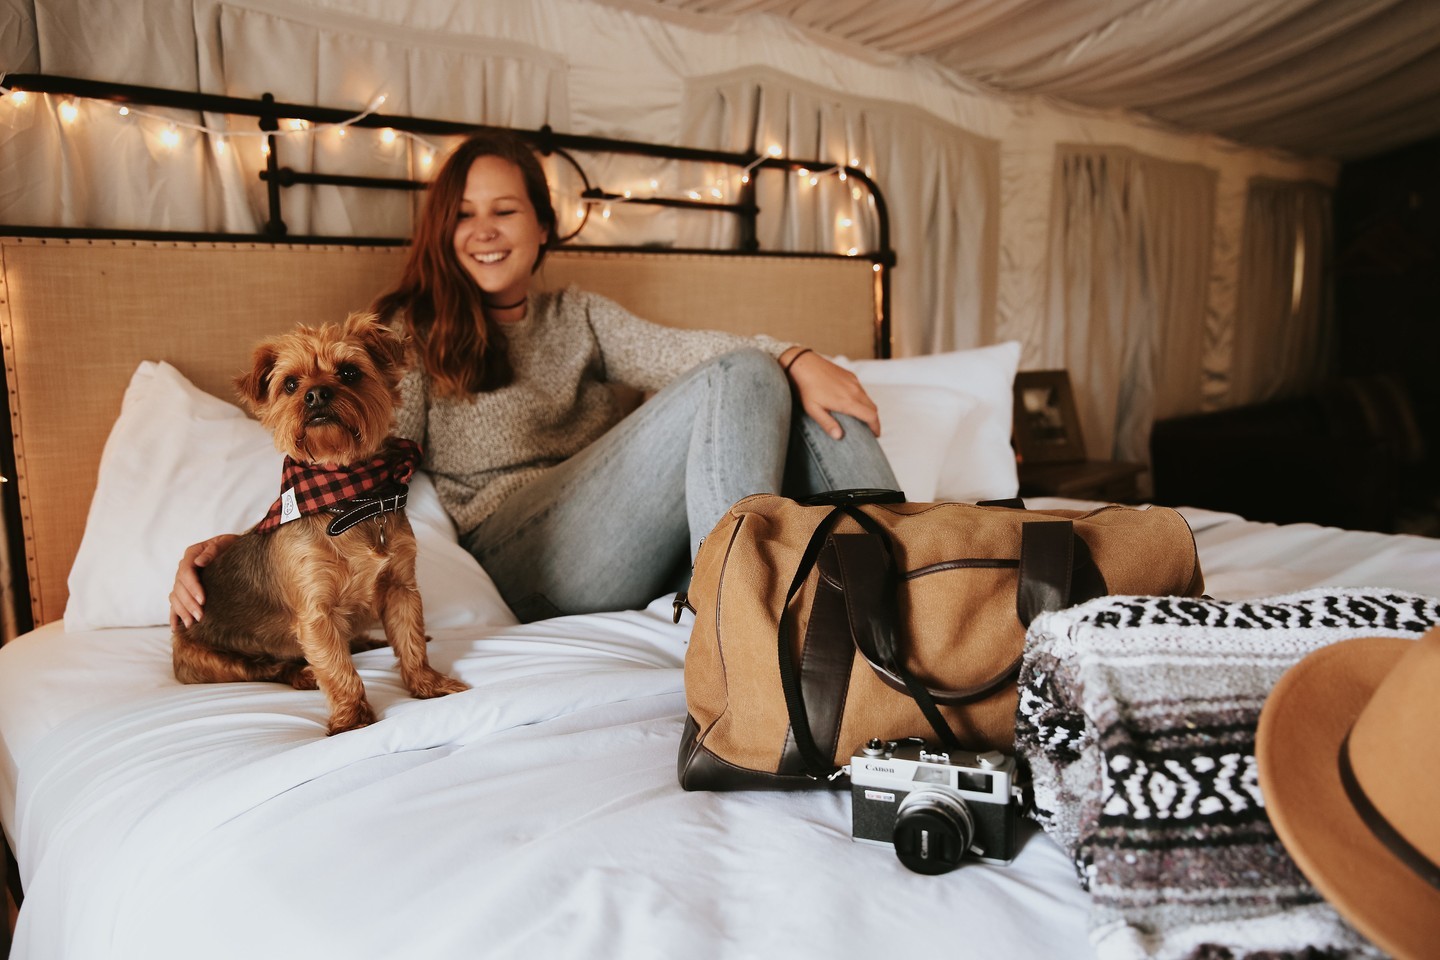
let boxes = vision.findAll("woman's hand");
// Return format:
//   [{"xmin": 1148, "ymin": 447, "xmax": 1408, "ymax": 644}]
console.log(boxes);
[
  {"xmin": 168, "ymin": 534, "xmax": 239, "ymax": 630},
  {"xmin": 780, "ymin": 347, "xmax": 881, "ymax": 440}
]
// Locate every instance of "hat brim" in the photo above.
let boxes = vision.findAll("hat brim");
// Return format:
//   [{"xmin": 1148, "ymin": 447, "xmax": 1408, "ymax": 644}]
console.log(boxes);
[{"xmin": 1256, "ymin": 635, "xmax": 1440, "ymax": 960}]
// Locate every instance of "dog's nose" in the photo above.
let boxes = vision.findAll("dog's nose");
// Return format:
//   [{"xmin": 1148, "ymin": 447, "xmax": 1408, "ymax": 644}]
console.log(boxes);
[{"xmin": 304, "ymin": 385, "xmax": 333, "ymax": 408}]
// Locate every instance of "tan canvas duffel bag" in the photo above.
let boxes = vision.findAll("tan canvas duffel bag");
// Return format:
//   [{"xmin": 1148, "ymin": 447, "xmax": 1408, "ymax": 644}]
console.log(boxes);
[{"xmin": 675, "ymin": 491, "xmax": 1204, "ymax": 790}]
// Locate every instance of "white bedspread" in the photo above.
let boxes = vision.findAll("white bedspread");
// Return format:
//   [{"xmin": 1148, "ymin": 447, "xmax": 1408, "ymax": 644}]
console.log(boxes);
[
  {"xmin": 4, "ymin": 503, "xmax": 1438, "ymax": 959},
  {"xmin": 2, "ymin": 599, "xmax": 1089, "ymax": 960}
]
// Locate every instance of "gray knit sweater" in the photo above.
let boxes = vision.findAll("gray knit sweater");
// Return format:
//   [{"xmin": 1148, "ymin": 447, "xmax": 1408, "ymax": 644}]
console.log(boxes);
[{"xmin": 394, "ymin": 286, "xmax": 791, "ymax": 536}]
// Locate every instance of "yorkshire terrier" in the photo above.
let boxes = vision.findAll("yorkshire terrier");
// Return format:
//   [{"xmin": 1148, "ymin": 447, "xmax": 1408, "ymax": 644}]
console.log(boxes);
[{"xmin": 172, "ymin": 313, "xmax": 468, "ymax": 734}]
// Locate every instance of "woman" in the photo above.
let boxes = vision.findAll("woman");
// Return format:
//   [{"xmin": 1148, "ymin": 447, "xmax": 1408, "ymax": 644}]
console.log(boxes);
[{"xmin": 171, "ymin": 131, "xmax": 895, "ymax": 625}]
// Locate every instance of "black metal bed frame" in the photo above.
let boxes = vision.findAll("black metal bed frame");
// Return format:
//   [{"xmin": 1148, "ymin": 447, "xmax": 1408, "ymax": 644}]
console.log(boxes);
[{"xmin": 0, "ymin": 73, "xmax": 898, "ymax": 638}]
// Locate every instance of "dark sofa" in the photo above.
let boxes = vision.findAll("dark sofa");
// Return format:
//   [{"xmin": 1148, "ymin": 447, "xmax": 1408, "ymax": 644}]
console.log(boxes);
[{"xmin": 1149, "ymin": 376, "xmax": 1432, "ymax": 534}]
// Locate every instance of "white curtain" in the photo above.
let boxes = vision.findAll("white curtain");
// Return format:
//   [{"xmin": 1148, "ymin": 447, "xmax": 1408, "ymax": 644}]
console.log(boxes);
[
  {"xmin": 679, "ymin": 68, "xmax": 1000, "ymax": 357},
  {"xmin": 1042, "ymin": 146, "xmax": 1217, "ymax": 468},
  {"xmin": 0, "ymin": 1, "xmax": 569, "ymax": 237},
  {"xmin": 1231, "ymin": 179, "xmax": 1335, "ymax": 405}
]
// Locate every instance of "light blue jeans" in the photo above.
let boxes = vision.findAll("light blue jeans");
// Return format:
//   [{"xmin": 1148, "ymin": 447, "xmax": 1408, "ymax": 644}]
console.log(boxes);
[{"xmin": 462, "ymin": 348, "xmax": 897, "ymax": 622}]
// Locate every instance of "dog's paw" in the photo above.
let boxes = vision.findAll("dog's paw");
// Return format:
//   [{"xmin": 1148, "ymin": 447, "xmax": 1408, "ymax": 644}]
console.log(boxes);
[
  {"xmin": 408, "ymin": 670, "xmax": 470, "ymax": 699},
  {"xmin": 282, "ymin": 663, "xmax": 319, "ymax": 690},
  {"xmin": 327, "ymin": 700, "xmax": 377, "ymax": 735}
]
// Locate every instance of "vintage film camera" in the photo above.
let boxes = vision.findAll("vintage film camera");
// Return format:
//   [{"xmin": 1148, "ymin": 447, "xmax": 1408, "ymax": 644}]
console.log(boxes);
[{"xmin": 849, "ymin": 737, "xmax": 1022, "ymax": 875}]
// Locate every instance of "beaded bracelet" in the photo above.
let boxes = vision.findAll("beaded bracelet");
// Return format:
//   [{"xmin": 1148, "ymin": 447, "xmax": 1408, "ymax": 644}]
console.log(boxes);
[{"xmin": 782, "ymin": 347, "xmax": 814, "ymax": 374}]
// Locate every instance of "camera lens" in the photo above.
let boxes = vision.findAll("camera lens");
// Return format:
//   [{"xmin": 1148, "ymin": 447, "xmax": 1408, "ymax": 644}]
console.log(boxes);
[{"xmin": 892, "ymin": 791, "xmax": 974, "ymax": 875}]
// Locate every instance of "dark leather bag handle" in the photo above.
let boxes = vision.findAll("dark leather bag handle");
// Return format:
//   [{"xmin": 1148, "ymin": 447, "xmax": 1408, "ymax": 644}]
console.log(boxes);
[
  {"xmin": 832, "ymin": 521, "xmax": 1096, "ymax": 703},
  {"xmin": 777, "ymin": 506, "xmax": 1105, "ymax": 778}
]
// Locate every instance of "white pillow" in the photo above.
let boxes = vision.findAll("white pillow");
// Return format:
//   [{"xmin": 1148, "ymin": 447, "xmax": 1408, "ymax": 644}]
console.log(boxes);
[
  {"xmin": 838, "ymin": 341, "xmax": 1021, "ymax": 502},
  {"xmin": 65, "ymin": 361, "xmax": 515, "ymax": 632},
  {"xmin": 862, "ymin": 383, "xmax": 970, "ymax": 502}
]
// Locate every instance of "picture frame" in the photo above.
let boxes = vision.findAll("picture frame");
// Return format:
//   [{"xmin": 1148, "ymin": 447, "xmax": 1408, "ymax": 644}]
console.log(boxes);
[{"xmin": 1012, "ymin": 369, "xmax": 1086, "ymax": 464}]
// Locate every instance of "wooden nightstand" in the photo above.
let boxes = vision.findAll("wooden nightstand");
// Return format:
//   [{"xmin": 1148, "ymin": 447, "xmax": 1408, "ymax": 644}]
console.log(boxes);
[{"xmin": 1018, "ymin": 459, "xmax": 1145, "ymax": 502}]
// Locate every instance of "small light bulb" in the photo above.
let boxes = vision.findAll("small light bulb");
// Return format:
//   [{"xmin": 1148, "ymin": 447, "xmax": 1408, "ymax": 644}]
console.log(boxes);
[
  {"xmin": 420, "ymin": 149, "xmax": 434, "ymax": 169},
  {"xmin": 161, "ymin": 125, "xmax": 181, "ymax": 148},
  {"xmin": 336, "ymin": 126, "xmax": 347, "ymax": 139},
  {"xmin": 380, "ymin": 127, "xmax": 397, "ymax": 144},
  {"xmin": 649, "ymin": 178, "xmax": 659, "ymax": 190},
  {"xmin": 59, "ymin": 99, "xmax": 79, "ymax": 123},
  {"xmin": 850, "ymin": 157, "xmax": 861, "ymax": 166},
  {"xmin": 846, "ymin": 247, "xmax": 859, "ymax": 257},
  {"xmin": 766, "ymin": 144, "xmax": 783, "ymax": 157},
  {"xmin": 261, "ymin": 141, "xmax": 271, "ymax": 157},
  {"xmin": 622, "ymin": 189, "xmax": 633, "ymax": 199},
  {"xmin": 797, "ymin": 168, "xmax": 809, "ymax": 178},
  {"xmin": 286, "ymin": 118, "xmax": 305, "ymax": 131},
  {"xmin": 214, "ymin": 136, "xmax": 227, "ymax": 155},
  {"xmin": 575, "ymin": 204, "xmax": 586, "ymax": 219},
  {"xmin": 838, "ymin": 170, "xmax": 847, "ymax": 182},
  {"xmin": 840, "ymin": 217, "xmax": 853, "ymax": 228},
  {"xmin": 809, "ymin": 176, "xmax": 819, "ymax": 186},
  {"xmin": 9, "ymin": 90, "xmax": 28, "ymax": 106},
  {"xmin": 740, "ymin": 173, "xmax": 750, "ymax": 184},
  {"xmin": 851, "ymin": 186, "xmax": 862, "ymax": 200},
  {"xmin": 686, "ymin": 190, "xmax": 702, "ymax": 200},
  {"xmin": 710, "ymin": 187, "xmax": 723, "ymax": 199},
  {"xmin": 601, "ymin": 205, "xmax": 611, "ymax": 220},
  {"xmin": 118, "ymin": 106, "xmax": 130, "ymax": 117},
  {"xmin": 872, "ymin": 263, "xmax": 882, "ymax": 273}
]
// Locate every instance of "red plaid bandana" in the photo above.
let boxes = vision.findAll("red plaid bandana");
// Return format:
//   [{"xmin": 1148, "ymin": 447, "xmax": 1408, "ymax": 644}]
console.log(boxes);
[{"xmin": 255, "ymin": 437, "xmax": 422, "ymax": 534}]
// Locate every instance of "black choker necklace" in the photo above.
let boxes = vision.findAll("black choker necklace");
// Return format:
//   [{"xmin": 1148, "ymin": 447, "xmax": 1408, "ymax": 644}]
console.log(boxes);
[{"xmin": 484, "ymin": 296, "xmax": 527, "ymax": 311}]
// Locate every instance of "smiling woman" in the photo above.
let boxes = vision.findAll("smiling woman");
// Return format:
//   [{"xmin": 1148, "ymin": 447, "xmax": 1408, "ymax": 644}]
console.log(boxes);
[{"xmin": 168, "ymin": 130, "xmax": 899, "ymax": 626}]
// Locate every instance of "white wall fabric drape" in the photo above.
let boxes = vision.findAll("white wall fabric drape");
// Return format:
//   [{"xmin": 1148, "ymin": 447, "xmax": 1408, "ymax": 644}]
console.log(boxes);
[
  {"xmin": 206, "ymin": 2, "xmax": 570, "ymax": 237},
  {"xmin": 0, "ymin": 0, "xmax": 569, "ymax": 237},
  {"xmin": 1042, "ymin": 146, "xmax": 1217, "ymax": 468},
  {"xmin": 1231, "ymin": 180, "xmax": 1335, "ymax": 406},
  {"xmin": 679, "ymin": 68, "xmax": 1000, "ymax": 357}
]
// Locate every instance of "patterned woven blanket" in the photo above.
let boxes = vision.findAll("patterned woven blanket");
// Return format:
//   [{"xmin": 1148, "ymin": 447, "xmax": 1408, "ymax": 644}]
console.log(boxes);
[{"xmin": 1016, "ymin": 588, "xmax": 1440, "ymax": 960}]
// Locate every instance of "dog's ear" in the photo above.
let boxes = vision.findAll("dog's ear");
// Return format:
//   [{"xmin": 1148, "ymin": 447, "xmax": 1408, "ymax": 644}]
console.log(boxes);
[
  {"xmin": 234, "ymin": 340, "xmax": 280, "ymax": 411},
  {"xmin": 345, "ymin": 312, "xmax": 408, "ymax": 383}
]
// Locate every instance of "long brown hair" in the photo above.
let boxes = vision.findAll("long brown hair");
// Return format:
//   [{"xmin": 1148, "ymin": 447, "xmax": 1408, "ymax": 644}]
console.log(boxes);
[{"xmin": 373, "ymin": 130, "xmax": 557, "ymax": 397}]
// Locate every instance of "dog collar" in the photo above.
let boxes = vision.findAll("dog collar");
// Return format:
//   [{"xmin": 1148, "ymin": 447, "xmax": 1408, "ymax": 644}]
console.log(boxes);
[
  {"xmin": 255, "ymin": 437, "xmax": 421, "ymax": 534},
  {"xmin": 323, "ymin": 486, "xmax": 410, "ymax": 536}
]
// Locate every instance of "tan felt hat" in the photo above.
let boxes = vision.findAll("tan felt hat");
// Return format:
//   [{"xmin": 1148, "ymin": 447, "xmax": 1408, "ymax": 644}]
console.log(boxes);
[{"xmin": 1256, "ymin": 627, "xmax": 1440, "ymax": 960}]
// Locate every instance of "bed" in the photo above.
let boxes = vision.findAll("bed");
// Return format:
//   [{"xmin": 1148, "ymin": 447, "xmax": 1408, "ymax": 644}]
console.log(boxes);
[{"xmin": 1, "ymin": 235, "xmax": 1437, "ymax": 960}]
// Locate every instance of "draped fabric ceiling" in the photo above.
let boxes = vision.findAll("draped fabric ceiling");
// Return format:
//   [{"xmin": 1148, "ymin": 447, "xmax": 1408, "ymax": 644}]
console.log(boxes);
[{"xmin": 589, "ymin": 0, "xmax": 1440, "ymax": 161}]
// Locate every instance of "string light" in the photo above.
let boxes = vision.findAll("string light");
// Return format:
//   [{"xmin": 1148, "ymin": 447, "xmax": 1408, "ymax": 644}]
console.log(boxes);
[
  {"xmin": 0, "ymin": 79, "xmax": 416, "ymax": 154},
  {"xmin": 1, "ymin": 77, "xmax": 878, "ymax": 257}
]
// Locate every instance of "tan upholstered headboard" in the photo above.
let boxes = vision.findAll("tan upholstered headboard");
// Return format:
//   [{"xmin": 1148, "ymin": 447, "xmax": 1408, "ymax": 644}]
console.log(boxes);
[{"xmin": 0, "ymin": 237, "xmax": 881, "ymax": 627}]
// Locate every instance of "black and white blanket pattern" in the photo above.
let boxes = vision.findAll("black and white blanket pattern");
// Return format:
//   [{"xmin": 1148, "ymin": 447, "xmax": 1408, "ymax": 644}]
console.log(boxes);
[{"xmin": 1016, "ymin": 588, "xmax": 1440, "ymax": 960}]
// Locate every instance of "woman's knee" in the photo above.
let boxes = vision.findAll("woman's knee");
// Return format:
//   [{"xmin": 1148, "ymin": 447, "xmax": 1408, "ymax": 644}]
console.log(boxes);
[{"xmin": 706, "ymin": 347, "xmax": 789, "ymax": 406}]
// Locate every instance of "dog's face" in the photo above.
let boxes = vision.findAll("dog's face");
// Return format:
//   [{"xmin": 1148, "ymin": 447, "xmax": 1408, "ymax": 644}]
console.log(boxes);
[{"xmin": 236, "ymin": 313, "xmax": 408, "ymax": 467}]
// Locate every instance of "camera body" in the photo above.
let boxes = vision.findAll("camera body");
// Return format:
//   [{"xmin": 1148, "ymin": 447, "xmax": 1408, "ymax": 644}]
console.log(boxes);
[{"xmin": 850, "ymin": 737, "xmax": 1021, "ymax": 874}]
